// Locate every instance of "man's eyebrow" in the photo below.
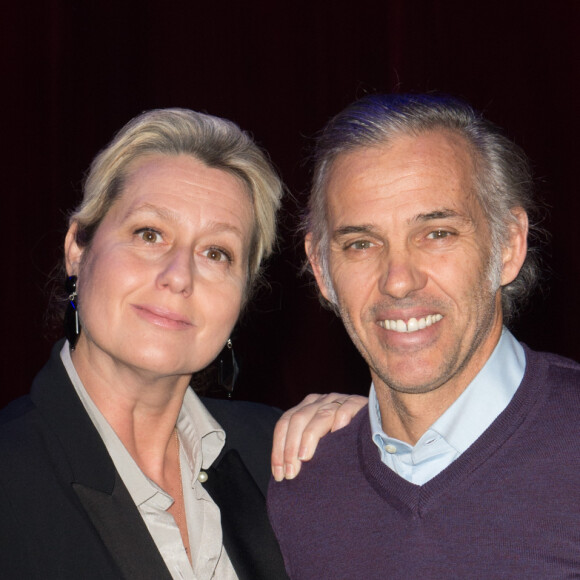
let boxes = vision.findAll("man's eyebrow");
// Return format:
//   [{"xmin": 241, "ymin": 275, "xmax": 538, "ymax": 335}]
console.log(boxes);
[
  {"xmin": 331, "ymin": 211, "xmax": 472, "ymax": 241},
  {"xmin": 332, "ymin": 224, "xmax": 377, "ymax": 239},
  {"xmin": 413, "ymin": 209, "xmax": 469, "ymax": 223}
]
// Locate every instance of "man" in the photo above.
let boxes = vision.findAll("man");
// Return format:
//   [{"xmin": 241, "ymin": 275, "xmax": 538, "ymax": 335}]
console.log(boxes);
[{"xmin": 268, "ymin": 94, "xmax": 580, "ymax": 578}]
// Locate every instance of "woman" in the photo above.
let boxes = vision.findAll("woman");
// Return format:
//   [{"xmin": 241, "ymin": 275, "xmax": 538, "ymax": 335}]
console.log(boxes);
[{"xmin": 0, "ymin": 109, "xmax": 363, "ymax": 579}]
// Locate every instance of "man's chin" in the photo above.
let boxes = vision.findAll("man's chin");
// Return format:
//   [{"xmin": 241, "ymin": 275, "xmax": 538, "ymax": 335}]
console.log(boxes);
[{"xmin": 371, "ymin": 354, "xmax": 457, "ymax": 395}]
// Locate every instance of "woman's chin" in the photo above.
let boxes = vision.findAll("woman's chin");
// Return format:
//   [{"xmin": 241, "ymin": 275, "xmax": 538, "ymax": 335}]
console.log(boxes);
[
  {"xmin": 128, "ymin": 351, "xmax": 212, "ymax": 379},
  {"xmin": 77, "ymin": 339, "xmax": 214, "ymax": 381}
]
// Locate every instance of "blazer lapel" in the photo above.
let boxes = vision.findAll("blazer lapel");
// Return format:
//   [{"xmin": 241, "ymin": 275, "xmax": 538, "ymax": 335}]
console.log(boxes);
[
  {"xmin": 31, "ymin": 345, "xmax": 286, "ymax": 579},
  {"xmin": 31, "ymin": 345, "xmax": 172, "ymax": 579},
  {"xmin": 204, "ymin": 449, "xmax": 289, "ymax": 580},
  {"xmin": 73, "ymin": 473, "xmax": 172, "ymax": 580}
]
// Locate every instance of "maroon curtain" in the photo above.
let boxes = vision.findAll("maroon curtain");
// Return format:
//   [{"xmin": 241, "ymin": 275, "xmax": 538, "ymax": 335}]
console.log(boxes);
[{"xmin": 2, "ymin": 0, "xmax": 578, "ymax": 408}]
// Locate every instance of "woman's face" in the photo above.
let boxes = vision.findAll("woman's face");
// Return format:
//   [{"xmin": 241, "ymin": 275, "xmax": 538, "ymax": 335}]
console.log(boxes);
[{"xmin": 66, "ymin": 154, "xmax": 254, "ymax": 380}]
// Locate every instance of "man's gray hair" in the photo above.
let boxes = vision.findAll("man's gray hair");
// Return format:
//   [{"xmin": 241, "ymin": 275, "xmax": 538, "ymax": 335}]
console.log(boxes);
[{"xmin": 305, "ymin": 94, "xmax": 543, "ymax": 322}]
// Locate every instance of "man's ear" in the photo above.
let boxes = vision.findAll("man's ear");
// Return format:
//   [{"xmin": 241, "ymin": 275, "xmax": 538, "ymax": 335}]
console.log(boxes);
[
  {"xmin": 501, "ymin": 207, "xmax": 529, "ymax": 286},
  {"xmin": 64, "ymin": 222, "xmax": 84, "ymax": 277},
  {"xmin": 305, "ymin": 232, "xmax": 335, "ymax": 304}
]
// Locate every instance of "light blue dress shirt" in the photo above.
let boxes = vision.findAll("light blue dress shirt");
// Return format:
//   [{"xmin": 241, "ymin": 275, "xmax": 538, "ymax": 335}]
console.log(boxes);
[{"xmin": 369, "ymin": 327, "xmax": 526, "ymax": 485}]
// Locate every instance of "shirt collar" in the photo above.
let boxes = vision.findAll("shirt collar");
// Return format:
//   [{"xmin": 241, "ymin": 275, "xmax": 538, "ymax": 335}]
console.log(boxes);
[
  {"xmin": 370, "ymin": 327, "xmax": 525, "ymax": 459},
  {"xmin": 177, "ymin": 387, "xmax": 225, "ymax": 475},
  {"xmin": 431, "ymin": 327, "xmax": 525, "ymax": 453},
  {"xmin": 60, "ymin": 342, "xmax": 226, "ymax": 506}
]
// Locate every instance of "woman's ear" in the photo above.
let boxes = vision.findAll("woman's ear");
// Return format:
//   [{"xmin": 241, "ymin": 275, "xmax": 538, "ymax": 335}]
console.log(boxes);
[
  {"xmin": 64, "ymin": 222, "xmax": 84, "ymax": 276},
  {"xmin": 501, "ymin": 207, "xmax": 529, "ymax": 286}
]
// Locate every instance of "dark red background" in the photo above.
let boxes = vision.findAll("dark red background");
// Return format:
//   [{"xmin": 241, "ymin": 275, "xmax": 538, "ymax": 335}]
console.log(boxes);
[{"xmin": 2, "ymin": 1, "xmax": 578, "ymax": 409}]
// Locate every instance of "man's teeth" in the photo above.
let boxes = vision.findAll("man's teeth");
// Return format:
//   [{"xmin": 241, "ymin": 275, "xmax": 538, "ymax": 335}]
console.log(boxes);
[{"xmin": 379, "ymin": 314, "xmax": 443, "ymax": 333}]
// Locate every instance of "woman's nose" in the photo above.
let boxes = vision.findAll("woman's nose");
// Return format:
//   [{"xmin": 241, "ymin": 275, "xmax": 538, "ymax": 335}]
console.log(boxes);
[{"xmin": 156, "ymin": 248, "xmax": 194, "ymax": 296}]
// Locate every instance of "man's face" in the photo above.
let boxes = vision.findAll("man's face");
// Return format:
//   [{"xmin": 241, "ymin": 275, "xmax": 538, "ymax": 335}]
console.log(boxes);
[{"xmin": 307, "ymin": 131, "xmax": 524, "ymax": 400}]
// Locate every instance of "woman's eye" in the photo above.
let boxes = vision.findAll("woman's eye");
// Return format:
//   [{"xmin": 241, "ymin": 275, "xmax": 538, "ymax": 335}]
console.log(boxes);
[
  {"xmin": 136, "ymin": 228, "xmax": 162, "ymax": 243},
  {"xmin": 204, "ymin": 248, "xmax": 231, "ymax": 262}
]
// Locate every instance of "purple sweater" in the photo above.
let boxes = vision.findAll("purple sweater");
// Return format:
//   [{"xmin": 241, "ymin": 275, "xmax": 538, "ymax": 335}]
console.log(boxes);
[{"xmin": 268, "ymin": 348, "xmax": 580, "ymax": 579}]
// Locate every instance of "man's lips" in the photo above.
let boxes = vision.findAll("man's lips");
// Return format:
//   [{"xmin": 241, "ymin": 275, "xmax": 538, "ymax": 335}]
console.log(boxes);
[
  {"xmin": 132, "ymin": 304, "xmax": 192, "ymax": 329},
  {"xmin": 378, "ymin": 313, "xmax": 443, "ymax": 333}
]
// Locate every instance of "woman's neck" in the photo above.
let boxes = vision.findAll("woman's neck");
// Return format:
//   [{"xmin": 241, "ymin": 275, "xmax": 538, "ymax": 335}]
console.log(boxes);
[{"xmin": 70, "ymin": 341, "xmax": 191, "ymax": 479}]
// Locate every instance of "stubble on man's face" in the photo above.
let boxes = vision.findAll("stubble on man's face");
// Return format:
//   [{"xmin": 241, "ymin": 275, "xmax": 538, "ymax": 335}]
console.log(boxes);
[{"xmin": 318, "ymin": 131, "xmax": 505, "ymax": 402}]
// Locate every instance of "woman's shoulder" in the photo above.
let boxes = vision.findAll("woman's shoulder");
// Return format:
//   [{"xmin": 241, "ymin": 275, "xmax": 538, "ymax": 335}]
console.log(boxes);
[
  {"xmin": 200, "ymin": 396, "xmax": 282, "ymax": 454},
  {"xmin": 200, "ymin": 397, "xmax": 281, "ymax": 493},
  {"xmin": 1, "ymin": 395, "xmax": 34, "ymax": 425},
  {"xmin": 201, "ymin": 397, "xmax": 282, "ymax": 432},
  {"xmin": 0, "ymin": 395, "xmax": 39, "ymax": 450},
  {"xmin": 0, "ymin": 395, "xmax": 53, "ymax": 483}
]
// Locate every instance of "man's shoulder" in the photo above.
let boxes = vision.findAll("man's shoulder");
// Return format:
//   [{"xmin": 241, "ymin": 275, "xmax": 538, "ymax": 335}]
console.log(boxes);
[
  {"xmin": 267, "ymin": 408, "xmax": 370, "ymax": 559},
  {"xmin": 314, "ymin": 405, "xmax": 367, "ymax": 455},
  {"xmin": 271, "ymin": 406, "xmax": 367, "ymax": 493},
  {"xmin": 528, "ymin": 346, "xmax": 580, "ymax": 367},
  {"xmin": 524, "ymin": 346, "xmax": 580, "ymax": 389},
  {"xmin": 519, "ymin": 346, "xmax": 580, "ymax": 440}
]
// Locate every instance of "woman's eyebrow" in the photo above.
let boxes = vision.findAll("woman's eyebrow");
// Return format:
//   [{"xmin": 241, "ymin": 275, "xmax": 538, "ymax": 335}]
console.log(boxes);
[
  {"xmin": 122, "ymin": 203, "xmax": 179, "ymax": 223},
  {"xmin": 123, "ymin": 203, "xmax": 247, "ymax": 237}
]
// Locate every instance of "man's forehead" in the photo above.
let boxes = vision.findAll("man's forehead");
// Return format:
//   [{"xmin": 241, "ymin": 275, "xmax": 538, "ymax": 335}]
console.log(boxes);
[
  {"xmin": 324, "ymin": 131, "xmax": 480, "ymax": 218},
  {"xmin": 328, "ymin": 129, "xmax": 475, "ymax": 175}
]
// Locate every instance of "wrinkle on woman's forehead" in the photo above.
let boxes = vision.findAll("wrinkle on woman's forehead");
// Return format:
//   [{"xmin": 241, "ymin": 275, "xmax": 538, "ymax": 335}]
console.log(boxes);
[{"xmin": 117, "ymin": 154, "xmax": 253, "ymax": 227}]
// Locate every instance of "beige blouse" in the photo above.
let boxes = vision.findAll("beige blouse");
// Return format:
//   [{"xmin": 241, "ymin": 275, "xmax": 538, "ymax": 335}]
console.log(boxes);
[{"xmin": 61, "ymin": 343, "xmax": 238, "ymax": 580}]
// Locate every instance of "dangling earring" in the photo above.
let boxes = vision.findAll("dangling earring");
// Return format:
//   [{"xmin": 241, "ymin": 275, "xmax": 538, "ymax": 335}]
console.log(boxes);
[
  {"xmin": 218, "ymin": 338, "xmax": 239, "ymax": 397},
  {"xmin": 64, "ymin": 275, "xmax": 81, "ymax": 349}
]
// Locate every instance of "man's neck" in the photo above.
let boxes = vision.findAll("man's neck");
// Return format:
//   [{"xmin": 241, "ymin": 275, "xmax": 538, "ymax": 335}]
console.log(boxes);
[
  {"xmin": 374, "ymin": 328, "xmax": 502, "ymax": 445},
  {"xmin": 374, "ymin": 385, "xmax": 462, "ymax": 445}
]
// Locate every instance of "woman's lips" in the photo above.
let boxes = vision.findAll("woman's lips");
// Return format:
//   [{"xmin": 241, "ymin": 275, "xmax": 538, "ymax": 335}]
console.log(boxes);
[{"xmin": 132, "ymin": 304, "xmax": 192, "ymax": 329}]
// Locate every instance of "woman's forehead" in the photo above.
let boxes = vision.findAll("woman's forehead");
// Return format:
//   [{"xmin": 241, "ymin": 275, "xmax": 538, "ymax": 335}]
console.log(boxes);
[{"xmin": 115, "ymin": 154, "xmax": 254, "ymax": 226}]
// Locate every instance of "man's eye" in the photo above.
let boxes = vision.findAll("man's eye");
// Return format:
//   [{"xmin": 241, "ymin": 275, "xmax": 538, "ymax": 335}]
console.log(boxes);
[
  {"xmin": 427, "ymin": 230, "xmax": 452, "ymax": 240},
  {"xmin": 136, "ymin": 228, "xmax": 162, "ymax": 243},
  {"xmin": 347, "ymin": 240, "xmax": 374, "ymax": 250},
  {"xmin": 203, "ymin": 248, "xmax": 231, "ymax": 262}
]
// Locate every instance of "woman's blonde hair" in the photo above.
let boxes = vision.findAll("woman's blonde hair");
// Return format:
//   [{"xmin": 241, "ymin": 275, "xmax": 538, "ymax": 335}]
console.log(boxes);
[{"xmin": 71, "ymin": 108, "xmax": 283, "ymax": 293}]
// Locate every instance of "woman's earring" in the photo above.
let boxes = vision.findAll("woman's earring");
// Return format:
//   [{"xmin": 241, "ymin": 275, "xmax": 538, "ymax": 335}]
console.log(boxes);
[
  {"xmin": 64, "ymin": 275, "xmax": 81, "ymax": 349},
  {"xmin": 218, "ymin": 338, "xmax": 239, "ymax": 397}
]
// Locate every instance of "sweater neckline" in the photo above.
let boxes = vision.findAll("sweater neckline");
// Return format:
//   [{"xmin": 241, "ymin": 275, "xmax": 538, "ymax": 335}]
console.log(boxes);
[{"xmin": 357, "ymin": 346, "xmax": 549, "ymax": 516}]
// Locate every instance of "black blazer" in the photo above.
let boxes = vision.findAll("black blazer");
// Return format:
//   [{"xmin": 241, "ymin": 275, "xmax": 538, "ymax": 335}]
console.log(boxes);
[{"xmin": 0, "ymin": 342, "xmax": 288, "ymax": 579}]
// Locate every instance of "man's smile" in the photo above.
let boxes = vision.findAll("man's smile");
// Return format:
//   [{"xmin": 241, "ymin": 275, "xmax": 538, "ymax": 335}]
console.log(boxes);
[{"xmin": 378, "ymin": 314, "xmax": 443, "ymax": 333}]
